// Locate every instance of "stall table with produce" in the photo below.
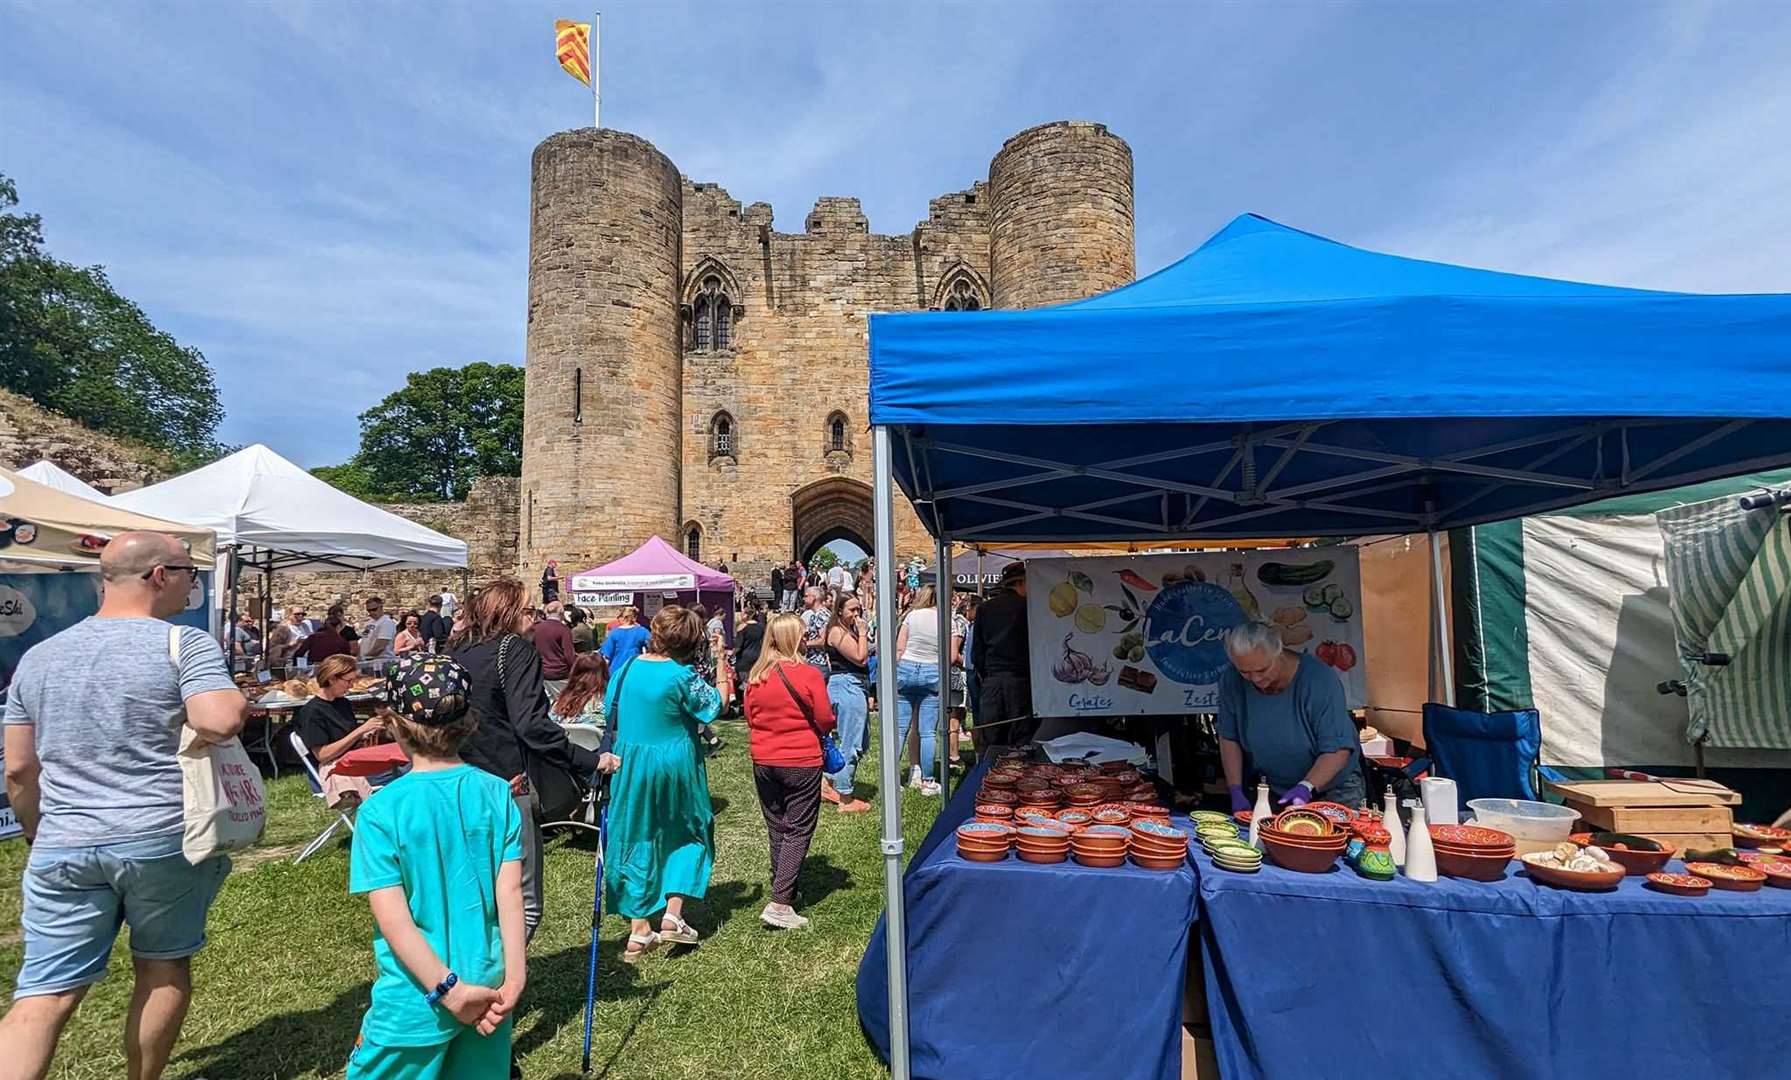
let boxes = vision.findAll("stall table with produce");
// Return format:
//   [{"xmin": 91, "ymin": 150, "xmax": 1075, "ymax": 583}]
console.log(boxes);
[{"xmin": 857, "ymin": 752, "xmax": 1197, "ymax": 1080}]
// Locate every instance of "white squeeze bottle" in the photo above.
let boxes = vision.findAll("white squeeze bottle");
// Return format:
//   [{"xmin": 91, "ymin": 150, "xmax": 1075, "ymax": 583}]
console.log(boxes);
[
  {"xmin": 1249, "ymin": 781, "xmax": 1272, "ymax": 850},
  {"xmin": 1383, "ymin": 789, "xmax": 1406, "ymax": 868},
  {"xmin": 1405, "ymin": 801, "xmax": 1438, "ymax": 883}
]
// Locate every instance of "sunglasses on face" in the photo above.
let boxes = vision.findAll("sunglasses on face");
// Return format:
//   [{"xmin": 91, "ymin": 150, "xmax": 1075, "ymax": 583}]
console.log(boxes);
[{"xmin": 142, "ymin": 564, "xmax": 199, "ymax": 581}]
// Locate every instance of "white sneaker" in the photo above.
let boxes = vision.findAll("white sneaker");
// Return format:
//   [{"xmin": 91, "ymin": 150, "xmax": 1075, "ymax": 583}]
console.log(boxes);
[
  {"xmin": 907, "ymin": 766, "xmax": 923, "ymax": 787},
  {"xmin": 761, "ymin": 903, "xmax": 810, "ymax": 930},
  {"xmin": 918, "ymin": 778, "xmax": 942, "ymax": 797}
]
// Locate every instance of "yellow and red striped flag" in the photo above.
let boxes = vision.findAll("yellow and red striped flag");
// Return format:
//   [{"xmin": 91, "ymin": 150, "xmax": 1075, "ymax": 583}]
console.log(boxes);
[{"xmin": 556, "ymin": 19, "xmax": 592, "ymax": 86}]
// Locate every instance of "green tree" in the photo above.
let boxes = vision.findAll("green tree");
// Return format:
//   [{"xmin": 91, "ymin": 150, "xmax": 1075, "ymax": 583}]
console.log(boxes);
[
  {"xmin": 309, "ymin": 461, "xmax": 392, "ymax": 501},
  {"xmin": 0, "ymin": 174, "xmax": 226, "ymax": 453},
  {"xmin": 809, "ymin": 547, "xmax": 841, "ymax": 574},
  {"xmin": 336, "ymin": 362, "xmax": 524, "ymax": 501}
]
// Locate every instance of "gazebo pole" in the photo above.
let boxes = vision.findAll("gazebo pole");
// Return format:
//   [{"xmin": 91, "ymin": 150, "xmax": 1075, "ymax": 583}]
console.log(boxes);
[
  {"xmin": 1429, "ymin": 529, "xmax": 1455, "ymax": 707},
  {"xmin": 872, "ymin": 427, "xmax": 911, "ymax": 1080},
  {"xmin": 225, "ymin": 544, "xmax": 241, "ymax": 671},
  {"xmin": 935, "ymin": 532, "xmax": 954, "ymax": 801}
]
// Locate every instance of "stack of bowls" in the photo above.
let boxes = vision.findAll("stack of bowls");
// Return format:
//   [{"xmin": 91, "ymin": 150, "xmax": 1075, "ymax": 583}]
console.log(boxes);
[
  {"xmin": 1129, "ymin": 819, "xmax": 1190, "ymax": 870},
  {"xmin": 1053, "ymin": 809, "xmax": 1094, "ymax": 832},
  {"xmin": 1259, "ymin": 813, "xmax": 1348, "ymax": 873},
  {"xmin": 1092, "ymin": 806, "xmax": 1132, "ymax": 828},
  {"xmin": 1190, "ymin": 810, "xmax": 1235, "ymax": 831},
  {"xmin": 1063, "ymin": 783, "xmax": 1108, "ymax": 808},
  {"xmin": 1429, "ymin": 824, "xmax": 1517, "ymax": 881},
  {"xmin": 978, "ymin": 788, "xmax": 1019, "ymax": 807},
  {"xmin": 1203, "ymin": 836, "xmax": 1263, "ymax": 873},
  {"xmin": 1128, "ymin": 799, "xmax": 1171, "ymax": 821},
  {"xmin": 973, "ymin": 803, "xmax": 1015, "ymax": 826},
  {"xmin": 956, "ymin": 821, "xmax": 1013, "ymax": 862},
  {"xmin": 1194, "ymin": 821, "xmax": 1243, "ymax": 848},
  {"xmin": 1071, "ymin": 824, "xmax": 1131, "ymax": 867},
  {"xmin": 1016, "ymin": 825, "xmax": 1072, "ymax": 864}
]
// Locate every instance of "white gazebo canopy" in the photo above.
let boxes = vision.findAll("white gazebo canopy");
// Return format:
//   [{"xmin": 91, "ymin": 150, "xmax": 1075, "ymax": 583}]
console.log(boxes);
[
  {"xmin": 110, "ymin": 444, "xmax": 469, "ymax": 571},
  {"xmin": 18, "ymin": 460, "xmax": 112, "ymax": 504}
]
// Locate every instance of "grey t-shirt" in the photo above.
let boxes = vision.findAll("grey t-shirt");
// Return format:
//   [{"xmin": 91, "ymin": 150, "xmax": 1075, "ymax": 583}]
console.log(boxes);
[
  {"xmin": 4, "ymin": 617, "xmax": 236, "ymax": 846},
  {"xmin": 1216, "ymin": 651, "xmax": 1359, "ymax": 798}
]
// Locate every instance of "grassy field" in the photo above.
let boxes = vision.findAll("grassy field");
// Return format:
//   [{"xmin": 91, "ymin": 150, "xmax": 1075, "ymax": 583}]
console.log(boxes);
[{"xmin": 0, "ymin": 716, "xmax": 941, "ymax": 1080}]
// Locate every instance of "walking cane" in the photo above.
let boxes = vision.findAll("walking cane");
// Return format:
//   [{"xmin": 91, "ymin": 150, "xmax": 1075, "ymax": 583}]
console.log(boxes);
[{"xmin": 581, "ymin": 777, "xmax": 611, "ymax": 1075}]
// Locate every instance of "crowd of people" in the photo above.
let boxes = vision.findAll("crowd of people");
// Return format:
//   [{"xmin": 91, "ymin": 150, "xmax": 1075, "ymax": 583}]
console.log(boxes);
[{"xmin": 0, "ymin": 530, "xmax": 1049, "ymax": 1080}]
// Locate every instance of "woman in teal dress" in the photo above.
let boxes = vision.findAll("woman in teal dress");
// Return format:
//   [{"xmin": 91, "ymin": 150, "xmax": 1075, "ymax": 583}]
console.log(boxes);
[{"xmin": 598, "ymin": 605, "xmax": 733, "ymax": 963}]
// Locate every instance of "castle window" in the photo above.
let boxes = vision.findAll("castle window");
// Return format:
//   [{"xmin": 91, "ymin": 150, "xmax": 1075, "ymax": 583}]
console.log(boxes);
[
  {"xmin": 684, "ymin": 523, "xmax": 702, "ymax": 561},
  {"xmin": 692, "ymin": 275, "xmax": 733, "ymax": 351},
  {"xmin": 573, "ymin": 367, "xmax": 583, "ymax": 424},
  {"xmin": 942, "ymin": 277, "xmax": 982, "ymax": 311},
  {"xmin": 827, "ymin": 411, "xmax": 849, "ymax": 454},
  {"xmin": 933, "ymin": 263, "xmax": 990, "ymax": 312},
  {"xmin": 709, "ymin": 411, "xmax": 736, "ymax": 460}
]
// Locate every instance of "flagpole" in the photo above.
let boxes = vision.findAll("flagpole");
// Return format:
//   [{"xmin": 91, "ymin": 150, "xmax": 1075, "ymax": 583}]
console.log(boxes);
[{"xmin": 592, "ymin": 12, "xmax": 601, "ymax": 129}]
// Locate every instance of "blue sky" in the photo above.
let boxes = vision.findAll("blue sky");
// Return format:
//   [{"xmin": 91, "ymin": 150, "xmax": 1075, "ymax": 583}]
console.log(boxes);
[{"xmin": 4, "ymin": 2, "xmax": 1791, "ymax": 467}]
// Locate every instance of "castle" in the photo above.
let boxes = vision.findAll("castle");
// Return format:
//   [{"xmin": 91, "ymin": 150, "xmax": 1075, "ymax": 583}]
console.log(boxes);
[{"xmin": 520, "ymin": 119, "xmax": 1138, "ymax": 589}]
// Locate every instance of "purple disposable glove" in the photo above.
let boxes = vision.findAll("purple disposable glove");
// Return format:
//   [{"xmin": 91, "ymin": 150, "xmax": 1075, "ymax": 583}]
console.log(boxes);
[
  {"xmin": 1277, "ymin": 781, "xmax": 1314, "ymax": 807},
  {"xmin": 1228, "ymin": 785, "xmax": 1250, "ymax": 813}
]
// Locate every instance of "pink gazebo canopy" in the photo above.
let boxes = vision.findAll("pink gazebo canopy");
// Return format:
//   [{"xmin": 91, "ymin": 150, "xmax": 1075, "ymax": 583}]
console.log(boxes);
[{"xmin": 569, "ymin": 535, "xmax": 735, "ymax": 592}]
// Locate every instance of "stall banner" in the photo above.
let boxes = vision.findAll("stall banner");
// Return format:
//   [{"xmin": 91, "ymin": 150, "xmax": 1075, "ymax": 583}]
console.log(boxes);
[
  {"xmin": 0, "ymin": 572, "xmax": 212, "ymax": 685},
  {"xmin": 572, "ymin": 591, "xmax": 633, "ymax": 607},
  {"xmin": 1026, "ymin": 550, "xmax": 1365, "ymax": 717},
  {"xmin": 569, "ymin": 571, "xmax": 694, "ymax": 592}
]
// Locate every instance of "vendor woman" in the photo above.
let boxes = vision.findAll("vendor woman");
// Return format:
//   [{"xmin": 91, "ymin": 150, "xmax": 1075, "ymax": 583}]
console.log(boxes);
[{"xmin": 1218, "ymin": 621, "xmax": 1365, "ymax": 812}]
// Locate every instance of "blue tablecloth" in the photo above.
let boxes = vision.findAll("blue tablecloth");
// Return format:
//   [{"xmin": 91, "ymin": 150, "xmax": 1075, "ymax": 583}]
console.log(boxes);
[
  {"xmin": 1195, "ymin": 844, "xmax": 1791, "ymax": 1080},
  {"xmin": 858, "ymin": 759, "xmax": 1198, "ymax": 1080}
]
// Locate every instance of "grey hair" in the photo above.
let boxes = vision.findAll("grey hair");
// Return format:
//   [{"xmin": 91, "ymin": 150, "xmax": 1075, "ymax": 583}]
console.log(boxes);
[{"xmin": 1224, "ymin": 620, "xmax": 1286, "ymax": 658}]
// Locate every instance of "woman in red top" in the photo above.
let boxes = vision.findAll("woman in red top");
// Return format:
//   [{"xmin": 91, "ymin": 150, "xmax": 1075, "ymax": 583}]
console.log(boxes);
[{"xmin": 743, "ymin": 612, "xmax": 836, "ymax": 930}]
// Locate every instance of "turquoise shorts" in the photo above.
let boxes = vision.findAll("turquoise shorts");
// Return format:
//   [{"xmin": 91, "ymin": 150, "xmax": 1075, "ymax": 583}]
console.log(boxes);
[
  {"xmin": 346, "ymin": 1018, "xmax": 513, "ymax": 1080},
  {"xmin": 13, "ymin": 832, "xmax": 229, "ymax": 999}
]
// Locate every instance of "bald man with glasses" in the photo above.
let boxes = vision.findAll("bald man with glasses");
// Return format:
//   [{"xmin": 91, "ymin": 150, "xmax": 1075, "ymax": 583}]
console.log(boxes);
[{"xmin": 0, "ymin": 532, "xmax": 245, "ymax": 1080}]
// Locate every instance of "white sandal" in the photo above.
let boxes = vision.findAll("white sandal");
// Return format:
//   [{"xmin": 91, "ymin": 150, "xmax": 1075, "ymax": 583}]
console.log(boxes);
[
  {"xmin": 659, "ymin": 914, "xmax": 701, "ymax": 945},
  {"xmin": 622, "ymin": 931, "xmax": 660, "ymax": 964}
]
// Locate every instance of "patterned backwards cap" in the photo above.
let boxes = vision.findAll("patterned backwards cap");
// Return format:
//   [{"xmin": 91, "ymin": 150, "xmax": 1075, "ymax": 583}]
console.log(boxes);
[{"xmin": 384, "ymin": 654, "xmax": 471, "ymax": 726}]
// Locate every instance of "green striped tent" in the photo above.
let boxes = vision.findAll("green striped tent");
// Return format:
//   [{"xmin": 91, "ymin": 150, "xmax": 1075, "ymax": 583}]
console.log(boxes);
[
  {"xmin": 1451, "ymin": 468, "xmax": 1791, "ymax": 769},
  {"xmin": 1658, "ymin": 496, "xmax": 1791, "ymax": 749}
]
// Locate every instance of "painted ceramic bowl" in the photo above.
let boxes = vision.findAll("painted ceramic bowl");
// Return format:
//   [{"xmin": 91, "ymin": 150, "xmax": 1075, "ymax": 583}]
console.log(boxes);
[
  {"xmin": 1521, "ymin": 853, "xmax": 1624, "ymax": 891},
  {"xmin": 1684, "ymin": 862, "xmax": 1766, "ymax": 892},
  {"xmin": 1430, "ymin": 824, "xmax": 1515, "ymax": 849},
  {"xmin": 1272, "ymin": 809, "xmax": 1334, "ymax": 837},
  {"xmin": 1645, "ymin": 872, "xmax": 1712, "ymax": 897}
]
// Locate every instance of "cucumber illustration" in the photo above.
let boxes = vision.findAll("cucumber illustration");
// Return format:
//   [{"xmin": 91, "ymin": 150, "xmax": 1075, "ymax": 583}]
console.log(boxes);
[
  {"xmin": 1258, "ymin": 560, "xmax": 1334, "ymax": 587},
  {"xmin": 1329, "ymin": 597, "xmax": 1354, "ymax": 621}
]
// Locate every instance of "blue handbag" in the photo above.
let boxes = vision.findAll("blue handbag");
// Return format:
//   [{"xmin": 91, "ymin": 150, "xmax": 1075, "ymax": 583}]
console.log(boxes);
[{"xmin": 775, "ymin": 665, "xmax": 848, "ymax": 773}]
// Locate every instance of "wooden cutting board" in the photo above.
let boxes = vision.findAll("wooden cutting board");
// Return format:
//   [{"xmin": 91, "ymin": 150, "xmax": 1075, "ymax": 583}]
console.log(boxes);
[{"xmin": 1546, "ymin": 778, "xmax": 1741, "ymax": 807}]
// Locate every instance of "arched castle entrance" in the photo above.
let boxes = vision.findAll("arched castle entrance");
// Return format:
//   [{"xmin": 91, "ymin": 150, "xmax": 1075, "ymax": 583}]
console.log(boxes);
[{"xmin": 791, "ymin": 476, "xmax": 873, "ymax": 564}]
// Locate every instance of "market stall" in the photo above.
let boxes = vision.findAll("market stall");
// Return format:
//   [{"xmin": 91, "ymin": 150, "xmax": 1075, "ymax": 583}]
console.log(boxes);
[
  {"xmin": 567, "ymin": 535, "xmax": 735, "ymax": 638},
  {"xmin": 858, "ymin": 212, "xmax": 1791, "ymax": 1079},
  {"xmin": 17, "ymin": 460, "xmax": 115, "ymax": 504},
  {"xmin": 111, "ymin": 443, "xmax": 469, "ymax": 649}
]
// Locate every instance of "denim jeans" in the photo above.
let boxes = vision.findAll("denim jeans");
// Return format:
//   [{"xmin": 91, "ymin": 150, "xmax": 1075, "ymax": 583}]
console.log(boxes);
[
  {"xmin": 825, "ymin": 674, "xmax": 869, "ymax": 796},
  {"xmin": 895, "ymin": 659, "xmax": 940, "ymax": 778}
]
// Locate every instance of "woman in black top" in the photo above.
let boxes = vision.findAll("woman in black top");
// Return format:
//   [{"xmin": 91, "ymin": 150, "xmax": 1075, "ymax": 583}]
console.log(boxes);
[
  {"xmin": 820, "ymin": 592, "xmax": 873, "ymax": 812},
  {"xmin": 293, "ymin": 654, "xmax": 384, "ymax": 807},
  {"xmin": 450, "ymin": 577, "xmax": 600, "ymax": 939}
]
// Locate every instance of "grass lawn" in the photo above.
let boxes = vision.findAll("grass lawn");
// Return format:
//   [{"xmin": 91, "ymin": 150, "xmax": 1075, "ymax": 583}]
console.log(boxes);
[{"xmin": 0, "ymin": 715, "xmax": 943, "ymax": 1079}]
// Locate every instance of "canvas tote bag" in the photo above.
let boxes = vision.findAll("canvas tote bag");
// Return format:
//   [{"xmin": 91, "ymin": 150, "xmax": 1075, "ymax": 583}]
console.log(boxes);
[{"xmin": 171, "ymin": 626, "xmax": 267, "ymax": 863}]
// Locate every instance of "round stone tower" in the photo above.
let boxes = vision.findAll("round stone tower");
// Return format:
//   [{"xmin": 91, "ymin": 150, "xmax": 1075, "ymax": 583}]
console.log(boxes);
[
  {"xmin": 522, "ymin": 129, "xmax": 683, "ymax": 576},
  {"xmin": 987, "ymin": 120, "xmax": 1135, "ymax": 308}
]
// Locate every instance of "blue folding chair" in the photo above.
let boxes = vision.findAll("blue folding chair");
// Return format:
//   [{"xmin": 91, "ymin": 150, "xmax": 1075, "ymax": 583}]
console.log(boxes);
[{"xmin": 1418, "ymin": 703, "xmax": 1564, "ymax": 805}]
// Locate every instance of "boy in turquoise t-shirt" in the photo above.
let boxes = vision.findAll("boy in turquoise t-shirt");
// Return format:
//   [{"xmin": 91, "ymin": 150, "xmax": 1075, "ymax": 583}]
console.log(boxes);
[{"xmin": 347, "ymin": 655, "xmax": 527, "ymax": 1079}]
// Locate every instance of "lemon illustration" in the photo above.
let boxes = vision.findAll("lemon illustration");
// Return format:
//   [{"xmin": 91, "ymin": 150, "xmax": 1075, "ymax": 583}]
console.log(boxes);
[
  {"xmin": 1074, "ymin": 604, "xmax": 1106, "ymax": 634},
  {"xmin": 1049, "ymin": 581, "xmax": 1078, "ymax": 618}
]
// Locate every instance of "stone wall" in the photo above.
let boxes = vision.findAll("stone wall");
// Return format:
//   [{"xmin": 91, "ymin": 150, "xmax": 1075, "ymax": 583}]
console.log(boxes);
[
  {"xmin": 989, "ymin": 121, "xmax": 1135, "ymax": 308},
  {"xmin": 0, "ymin": 388, "xmax": 172, "ymax": 491}
]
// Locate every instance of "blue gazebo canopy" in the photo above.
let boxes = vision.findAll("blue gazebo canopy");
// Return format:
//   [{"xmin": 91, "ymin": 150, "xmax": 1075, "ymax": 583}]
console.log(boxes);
[{"xmin": 868, "ymin": 214, "xmax": 1791, "ymax": 541}]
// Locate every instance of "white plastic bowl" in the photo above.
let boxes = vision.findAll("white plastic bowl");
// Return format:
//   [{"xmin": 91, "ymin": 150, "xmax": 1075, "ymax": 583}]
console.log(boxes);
[{"xmin": 1466, "ymin": 798, "xmax": 1581, "ymax": 841}]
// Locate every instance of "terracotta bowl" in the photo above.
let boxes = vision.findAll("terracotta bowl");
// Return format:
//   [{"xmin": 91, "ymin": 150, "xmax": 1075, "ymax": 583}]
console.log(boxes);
[
  {"xmin": 1071, "ymin": 850, "xmax": 1128, "ymax": 868},
  {"xmin": 1054, "ymin": 809, "xmax": 1093, "ymax": 827},
  {"xmin": 1261, "ymin": 834, "xmax": 1342, "ymax": 873},
  {"xmin": 1520, "ymin": 854, "xmax": 1624, "ymax": 891},
  {"xmin": 1753, "ymin": 861, "xmax": 1791, "ymax": 888},
  {"xmin": 1258, "ymin": 827, "xmax": 1348, "ymax": 852},
  {"xmin": 1017, "ymin": 848, "xmax": 1067, "ymax": 864},
  {"xmin": 1429, "ymin": 824, "xmax": 1516, "ymax": 850},
  {"xmin": 1684, "ymin": 862, "xmax": 1767, "ymax": 892},
  {"xmin": 1129, "ymin": 837, "xmax": 1190, "ymax": 860},
  {"xmin": 1130, "ymin": 851, "xmax": 1187, "ymax": 871},
  {"xmin": 957, "ymin": 837, "xmax": 1012, "ymax": 856},
  {"xmin": 1092, "ymin": 808, "xmax": 1132, "ymax": 827},
  {"xmin": 958, "ymin": 845, "xmax": 1009, "ymax": 863},
  {"xmin": 1435, "ymin": 848, "xmax": 1513, "ymax": 882},
  {"xmin": 1074, "ymin": 825, "xmax": 1132, "ymax": 848},
  {"xmin": 1599, "ymin": 846, "xmax": 1674, "ymax": 876},
  {"xmin": 978, "ymin": 789, "xmax": 1019, "ymax": 805},
  {"xmin": 956, "ymin": 822, "xmax": 1013, "ymax": 843}
]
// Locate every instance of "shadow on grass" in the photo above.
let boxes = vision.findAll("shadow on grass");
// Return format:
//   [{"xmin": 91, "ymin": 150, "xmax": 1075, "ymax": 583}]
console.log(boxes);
[
  {"xmin": 176, "ymin": 980, "xmax": 372, "ymax": 1080},
  {"xmin": 795, "ymin": 853, "xmax": 853, "ymax": 909},
  {"xmin": 521, "ymin": 943, "xmax": 666, "ymax": 1080}
]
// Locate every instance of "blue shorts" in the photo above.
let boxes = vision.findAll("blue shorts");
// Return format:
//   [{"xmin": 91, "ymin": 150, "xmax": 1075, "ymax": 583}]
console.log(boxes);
[{"xmin": 13, "ymin": 832, "xmax": 230, "ymax": 999}]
